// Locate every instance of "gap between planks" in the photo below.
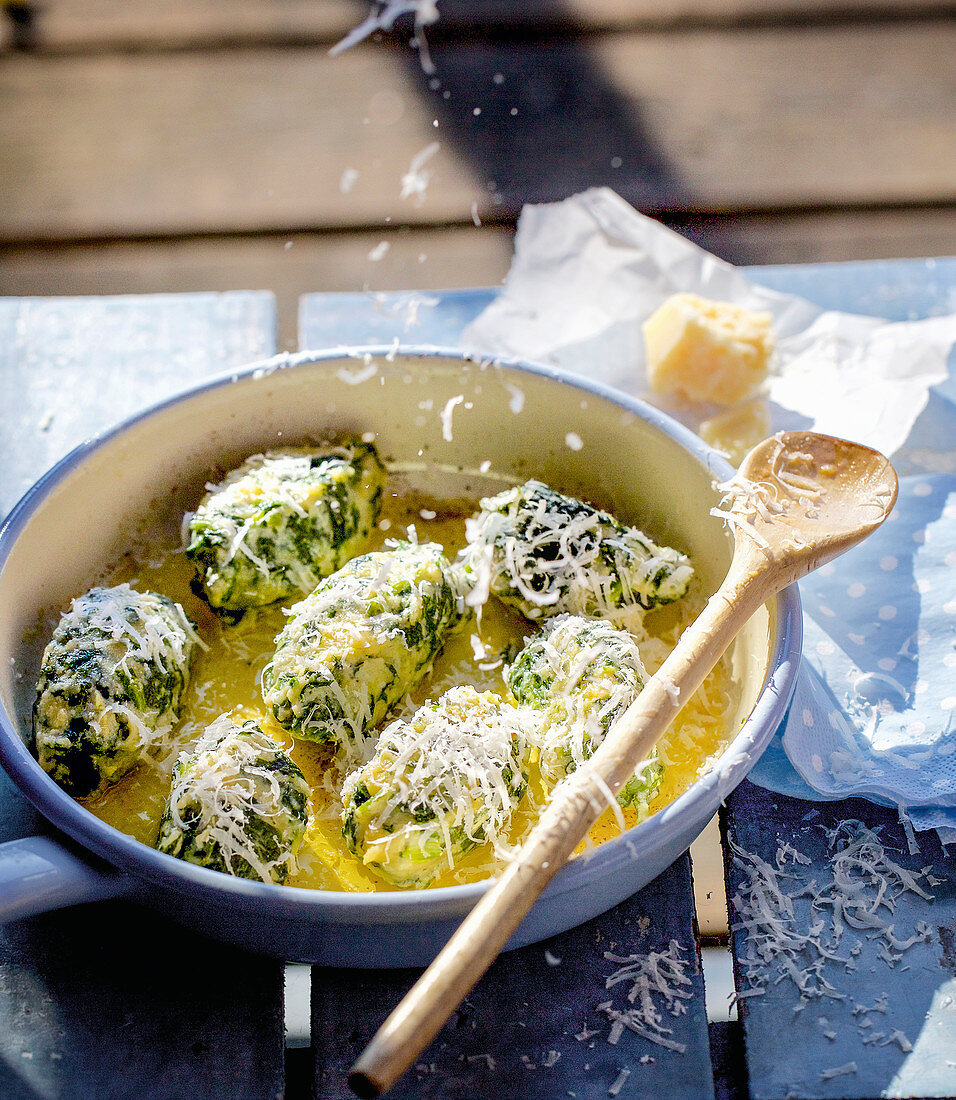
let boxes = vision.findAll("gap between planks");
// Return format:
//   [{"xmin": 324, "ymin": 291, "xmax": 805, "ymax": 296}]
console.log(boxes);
[{"xmin": 2, "ymin": 212, "xmax": 954, "ymax": 351}]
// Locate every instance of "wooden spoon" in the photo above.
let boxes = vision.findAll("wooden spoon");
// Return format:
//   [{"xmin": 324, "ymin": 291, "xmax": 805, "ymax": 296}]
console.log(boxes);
[{"xmin": 348, "ymin": 430, "xmax": 898, "ymax": 1098}]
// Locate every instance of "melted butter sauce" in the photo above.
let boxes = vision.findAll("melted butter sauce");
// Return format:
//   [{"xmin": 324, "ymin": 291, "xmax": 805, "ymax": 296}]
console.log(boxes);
[{"xmin": 85, "ymin": 477, "xmax": 738, "ymax": 892}]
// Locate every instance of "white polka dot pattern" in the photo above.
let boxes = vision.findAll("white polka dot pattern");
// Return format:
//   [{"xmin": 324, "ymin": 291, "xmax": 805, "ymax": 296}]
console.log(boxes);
[{"xmin": 767, "ymin": 475, "xmax": 956, "ymax": 829}]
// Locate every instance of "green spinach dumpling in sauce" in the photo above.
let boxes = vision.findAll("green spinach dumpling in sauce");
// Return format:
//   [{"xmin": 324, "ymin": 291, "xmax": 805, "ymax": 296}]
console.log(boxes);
[
  {"xmin": 341, "ymin": 686, "xmax": 527, "ymax": 887},
  {"xmin": 156, "ymin": 714, "xmax": 310, "ymax": 884},
  {"xmin": 262, "ymin": 540, "xmax": 469, "ymax": 763},
  {"xmin": 463, "ymin": 480, "xmax": 693, "ymax": 625},
  {"xmin": 508, "ymin": 614, "xmax": 663, "ymax": 814},
  {"xmin": 185, "ymin": 443, "xmax": 385, "ymax": 611},
  {"xmin": 33, "ymin": 584, "xmax": 199, "ymax": 798}
]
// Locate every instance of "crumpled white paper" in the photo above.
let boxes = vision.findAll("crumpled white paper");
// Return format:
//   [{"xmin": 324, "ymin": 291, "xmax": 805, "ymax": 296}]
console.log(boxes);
[
  {"xmin": 463, "ymin": 188, "xmax": 956, "ymax": 834},
  {"xmin": 464, "ymin": 187, "xmax": 954, "ymax": 461}
]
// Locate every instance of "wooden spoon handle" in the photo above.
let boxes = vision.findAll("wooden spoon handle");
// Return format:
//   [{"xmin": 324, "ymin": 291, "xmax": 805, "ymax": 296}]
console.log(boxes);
[
  {"xmin": 350, "ymin": 558, "xmax": 771, "ymax": 1097},
  {"xmin": 349, "ymin": 769, "xmax": 606, "ymax": 1096}
]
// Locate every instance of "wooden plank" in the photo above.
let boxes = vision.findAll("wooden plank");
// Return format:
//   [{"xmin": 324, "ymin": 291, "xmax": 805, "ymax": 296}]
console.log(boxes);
[
  {"xmin": 0, "ymin": 0, "xmax": 359, "ymax": 52},
  {"xmin": 0, "ymin": 292, "xmax": 276, "ymax": 518},
  {"xmin": 0, "ymin": 228, "xmax": 514, "ymax": 355},
  {"xmin": 1, "ymin": 208, "xmax": 951, "ymax": 400},
  {"xmin": 670, "ymin": 208, "xmax": 956, "ymax": 270},
  {"xmin": 6, "ymin": 0, "xmax": 954, "ymax": 52},
  {"xmin": 0, "ymin": 901, "xmax": 286, "ymax": 1100},
  {"xmin": 0, "ymin": 290, "xmax": 284, "ymax": 1100},
  {"xmin": 0, "ymin": 24, "xmax": 953, "ymax": 242},
  {"xmin": 722, "ymin": 780, "xmax": 956, "ymax": 1100},
  {"xmin": 312, "ymin": 853, "xmax": 715, "ymax": 1100}
]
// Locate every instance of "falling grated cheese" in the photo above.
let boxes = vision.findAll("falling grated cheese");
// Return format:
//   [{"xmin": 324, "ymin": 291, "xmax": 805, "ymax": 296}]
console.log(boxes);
[
  {"xmin": 440, "ymin": 394, "xmax": 465, "ymax": 441},
  {"xmin": 329, "ymin": 0, "xmax": 439, "ymax": 73},
  {"xmin": 400, "ymin": 141, "xmax": 442, "ymax": 204},
  {"xmin": 505, "ymin": 382, "xmax": 525, "ymax": 414}
]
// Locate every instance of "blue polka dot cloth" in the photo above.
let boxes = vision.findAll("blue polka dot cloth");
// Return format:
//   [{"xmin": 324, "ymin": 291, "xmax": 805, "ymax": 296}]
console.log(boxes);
[
  {"xmin": 752, "ymin": 474, "xmax": 956, "ymax": 840},
  {"xmin": 747, "ymin": 332, "xmax": 956, "ymax": 841}
]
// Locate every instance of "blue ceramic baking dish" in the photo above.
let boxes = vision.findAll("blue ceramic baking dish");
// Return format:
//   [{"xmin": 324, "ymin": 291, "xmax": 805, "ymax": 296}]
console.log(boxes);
[{"xmin": 0, "ymin": 348, "xmax": 801, "ymax": 965}]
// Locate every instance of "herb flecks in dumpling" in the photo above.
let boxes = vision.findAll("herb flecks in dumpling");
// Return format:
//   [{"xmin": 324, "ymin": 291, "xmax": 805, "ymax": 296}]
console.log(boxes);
[
  {"xmin": 463, "ymin": 480, "xmax": 693, "ymax": 625},
  {"xmin": 261, "ymin": 540, "xmax": 469, "ymax": 763},
  {"xmin": 508, "ymin": 614, "xmax": 663, "ymax": 814},
  {"xmin": 185, "ymin": 443, "xmax": 385, "ymax": 611},
  {"xmin": 33, "ymin": 584, "xmax": 200, "ymax": 799},
  {"xmin": 341, "ymin": 686, "xmax": 527, "ymax": 888},
  {"xmin": 156, "ymin": 714, "xmax": 310, "ymax": 884}
]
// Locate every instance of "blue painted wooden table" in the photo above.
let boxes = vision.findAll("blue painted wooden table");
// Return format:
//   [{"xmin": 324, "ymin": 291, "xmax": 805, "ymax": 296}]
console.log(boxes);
[{"xmin": 0, "ymin": 259, "xmax": 954, "ymax": 1099}]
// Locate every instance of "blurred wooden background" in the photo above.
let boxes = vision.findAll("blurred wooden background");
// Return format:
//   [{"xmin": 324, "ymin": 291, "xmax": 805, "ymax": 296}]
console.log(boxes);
[{"xmin": 1, "ymin": 0, "xmax": 954, "ymax": 349}]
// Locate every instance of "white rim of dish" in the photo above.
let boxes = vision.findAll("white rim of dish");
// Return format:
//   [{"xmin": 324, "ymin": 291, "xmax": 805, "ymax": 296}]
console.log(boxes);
[{"xmin": 0, "ymin": 345, "xmax": 803, "ymax": 919}]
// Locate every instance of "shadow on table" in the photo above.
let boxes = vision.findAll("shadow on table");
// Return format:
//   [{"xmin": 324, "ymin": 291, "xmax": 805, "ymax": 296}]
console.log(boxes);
[
  {"xmin": 725, "ymin": 780, "xmax": 956, "ymax": 1100},
  {"xmin": 387, "ymin": 0, "xmax": 760, "ymax": 263}
]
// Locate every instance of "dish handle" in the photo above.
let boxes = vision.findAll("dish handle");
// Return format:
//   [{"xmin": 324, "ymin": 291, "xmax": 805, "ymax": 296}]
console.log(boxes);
[{"xmin": 0, "ymin": 835, "xmax": 136, "ymax": 923}]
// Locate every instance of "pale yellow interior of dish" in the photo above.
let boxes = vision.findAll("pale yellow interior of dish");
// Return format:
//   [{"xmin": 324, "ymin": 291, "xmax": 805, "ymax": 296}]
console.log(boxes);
[
  {"xmin": 81, "ymin": 473, "xmax": 737, "ymax": 892},
  {"xmin": 0, "ymin": 354, "xmax": 773, "ymax": 893}
]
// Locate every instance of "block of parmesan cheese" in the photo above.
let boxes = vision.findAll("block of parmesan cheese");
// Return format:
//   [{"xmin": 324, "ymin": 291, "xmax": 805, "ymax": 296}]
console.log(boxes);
[{"xmin": 642, "ymin": 293, "xmax": 774, "ymax": 406}]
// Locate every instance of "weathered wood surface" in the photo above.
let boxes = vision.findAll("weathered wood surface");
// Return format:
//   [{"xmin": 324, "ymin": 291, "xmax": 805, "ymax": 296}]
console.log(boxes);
[
  {"xmin": 0, "ymin": 902, "xmax": 286, "ymax": 1100},
  {"xmin": 0, "ymin": 22, "xmax": 952, "ymax": 242},
  {"xmin": 0, "ymin": 228, "xmax": 515, "ymax": 355},
  {"xmin": 0, "ymin": 292, "xmax": 275, "ymax": 517},
  {"xmin": 3, "ymin": 211, "xmax": 955, "ymax": 354},
  {"xmin": 0, "ymin": 291, "xmax": 284, "ymax": 1100},
  {"xmin": 5, "ymin": 0, "xmax": 953, "ymax": 52},
  {"xmin": 313, "ymin": 853, "xmax": 715, "ymax": 1100},
  {"xmin": 722, "ymin": 780, "xmax": 956, "ymax": 1100}
]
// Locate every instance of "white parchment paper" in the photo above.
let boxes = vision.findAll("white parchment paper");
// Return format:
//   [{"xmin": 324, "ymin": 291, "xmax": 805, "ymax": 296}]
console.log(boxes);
[{"xmin": 464, "ymin": 188, "xmax": 955, "ymax": 461}]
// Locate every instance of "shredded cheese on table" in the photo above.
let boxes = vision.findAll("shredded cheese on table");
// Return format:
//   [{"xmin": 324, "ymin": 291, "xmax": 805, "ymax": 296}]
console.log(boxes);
[
  {"xmin": 729, "ymin": 817, "xmax": 940, "ymax": 1056},
  {"xmin": 599, "ymin": 940, "xmax": 693, "ymax": 1053}
]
